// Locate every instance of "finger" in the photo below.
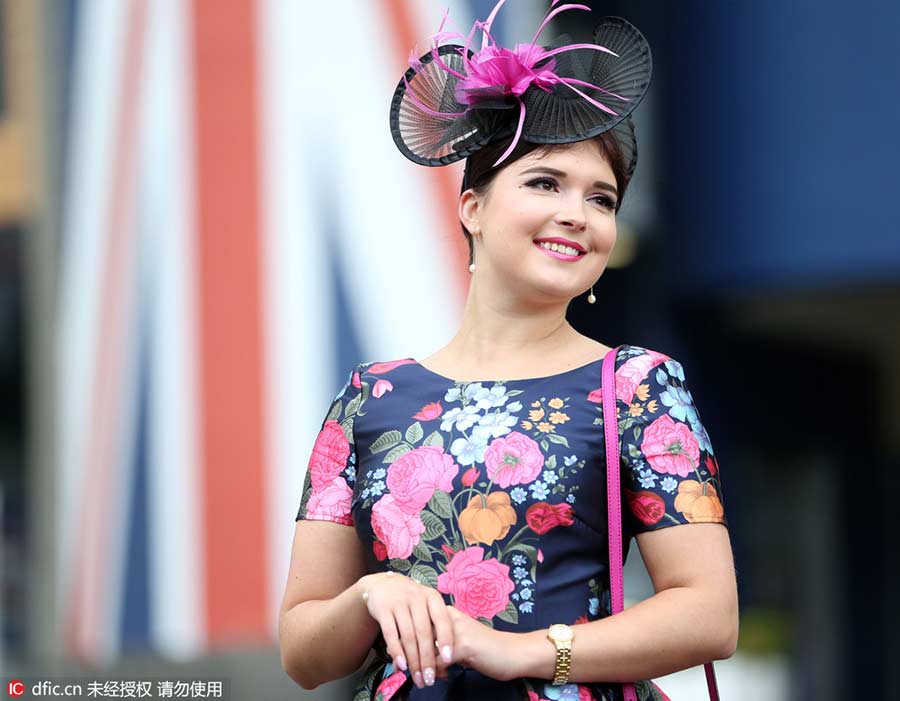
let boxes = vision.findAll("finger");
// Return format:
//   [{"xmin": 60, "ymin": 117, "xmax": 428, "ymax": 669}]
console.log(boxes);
[
  {"xmin": 393, "ymin": 606, "xmax": 423, "ymax": 687},
  {"xmin": 375, "ymin": 612, "xmax": 408, "ymax": 674},
  {"xmin": 427, "ymin": 592, "xmax": 454, "ymax": 667},
  {"xmin": 409, "ymin": 595, "xmax": 437, "ymax": 687}
]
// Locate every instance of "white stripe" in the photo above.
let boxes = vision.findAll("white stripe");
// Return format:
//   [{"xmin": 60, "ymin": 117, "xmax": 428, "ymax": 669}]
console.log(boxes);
[
  {"xmin": 56, "ymin": 0, "xmax": 130, "ymax": 661},
  {"xmin": 143, "ymin": 0, "xmax": 204, "ymax": 658},
  {"xmin": 257, "ymin": 0, "xmax": 339, "ymax": 636}
]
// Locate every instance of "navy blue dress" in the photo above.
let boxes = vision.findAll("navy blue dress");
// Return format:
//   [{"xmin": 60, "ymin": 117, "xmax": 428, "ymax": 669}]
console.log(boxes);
[{"xmin": 295, "ymin": 345, "xmax": 727, "ymax": 701}]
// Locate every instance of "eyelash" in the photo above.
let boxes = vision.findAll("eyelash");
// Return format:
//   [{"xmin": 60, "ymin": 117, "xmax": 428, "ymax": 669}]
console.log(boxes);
[{"xmin": 525, "ymin": 176, "xmax": 617, "ymax": 211}]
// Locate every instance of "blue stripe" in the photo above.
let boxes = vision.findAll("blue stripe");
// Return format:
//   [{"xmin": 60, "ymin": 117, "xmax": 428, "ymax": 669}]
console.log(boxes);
[{"xmin": 120, "ymin": 307, "xmax": 151, "ymax": 647}]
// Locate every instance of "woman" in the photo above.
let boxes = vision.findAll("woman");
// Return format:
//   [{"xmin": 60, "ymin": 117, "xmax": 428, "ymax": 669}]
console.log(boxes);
[{"xmin": 279, "ymin": 4, "xmax": 738, "ymax": 700}]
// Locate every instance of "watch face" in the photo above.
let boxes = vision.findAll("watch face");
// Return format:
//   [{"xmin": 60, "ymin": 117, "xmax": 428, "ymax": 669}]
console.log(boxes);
[{"xmin": 549, "ymin": 624, "xmax": 574, "ymax": 642}]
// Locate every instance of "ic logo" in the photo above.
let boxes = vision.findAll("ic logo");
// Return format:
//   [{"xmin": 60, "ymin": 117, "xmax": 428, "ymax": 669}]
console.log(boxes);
[{"xmin": 7, "ymin": 679, "xmax": 25, "ymax": 697}]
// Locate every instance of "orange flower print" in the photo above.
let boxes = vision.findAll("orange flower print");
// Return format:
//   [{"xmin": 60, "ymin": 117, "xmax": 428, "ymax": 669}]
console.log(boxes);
[
  {"xmin": 529, "ymin": 408, "xmax": 545, "ymax": 421},
  {"xmin": 635, "ymin": 383, "xmax": 650, "ymax": 401},
  {"xmin": 537, "ymin": 421, "xmax": 555, "ymax": 433},
  {"xmin": 628, "ymin": 403, "xmax": 643, "ymax": 417},
  {"xmin": 674, "ymin": 480, "xmax": 724, "ymax": 523},
  {"xmin": 549, "ymin": 411, "xmax": 569, "ymax": 424},
  {"xmin": 521, "ymin": 420, "xmax": 534, "ymax": 430},
  {"xmin": 458, "ymin": 491, "xmax": 518, "ymax": 546},
  {"xmin": 548, "ymin": 397, "xmax": 564, "ymax": 409}
]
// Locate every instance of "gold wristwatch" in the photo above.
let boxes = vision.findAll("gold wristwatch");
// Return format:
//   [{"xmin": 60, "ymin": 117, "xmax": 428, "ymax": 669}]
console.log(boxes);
[{"xmin": 547, "ymin": 623, "xmax": 575, "ymax": 685}]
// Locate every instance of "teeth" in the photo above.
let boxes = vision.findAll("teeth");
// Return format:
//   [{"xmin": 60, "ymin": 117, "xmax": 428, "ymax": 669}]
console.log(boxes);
[{"xmin": 537, "ymin": 241, "xmax": 581, "ymax": 256}]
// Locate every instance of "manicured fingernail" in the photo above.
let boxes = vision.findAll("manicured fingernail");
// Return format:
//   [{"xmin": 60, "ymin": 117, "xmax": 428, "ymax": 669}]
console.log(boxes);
[
  {"xmin": 423, "ymin": 668, "xmax": 435, "ymax": 686},
  {"xmin": 441, "ymin": 645, "xmax": 452, "ymax": 664},
  {"xmin": 414, "ymin": 671, "xmax": 424, "ymax": 688},
  {"xmin": 396, "ymin": 655, "xmax": 407, "ymax": 672}
]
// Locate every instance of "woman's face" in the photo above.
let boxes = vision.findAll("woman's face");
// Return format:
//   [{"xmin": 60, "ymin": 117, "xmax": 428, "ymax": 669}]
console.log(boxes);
[{"xmin": 462, "ymin": 140, "xmax": 618, "ymax": 305}]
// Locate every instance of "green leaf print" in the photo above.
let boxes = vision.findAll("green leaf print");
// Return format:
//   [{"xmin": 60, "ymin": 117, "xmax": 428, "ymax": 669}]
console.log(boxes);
[
  {"xmin": 370, "ymin": 430, "xmax": 402, "ymax": 454},
  {"xmin": 405, "ymin": 421, "xmax": 423, "ymax": 445},
  {"xmin": 421, "ymin": 511, "xmax": 447, "ymax": 540},
  {"xmin": 633, "ymin": 425, "xmax": 641, "ymax": 441},
  {"xmin": 409, "ymin": 563, "xmax": 439, "ymax": 588},
  {"xmin": 545, "ymin": 433, "xmax": 569, "ymax": 447},
  {"xmin": 383, "ymin": 443, "xmax": 412, "ymax": 463},
  {"xmin": 546, "ymin": 454, "xmax": 557, "ymax": 469},
  {"xmin": 412, "ymin": 540, "xmax": 433, "ymax": 563},
  {"xmin": 422, "ymin": 430, "xmax": 445, "ymax": 449},
  {"xmin": 345, "ymin": 392, "xmax": 362, "ymax": 417},
  {"xmin": 497, "ymin": 600, "xmax": 519, "ymax": 625},
  {"xmin": 429, "ymin": 490, "xmax": 454, "ymax": 519},
  {"xmin": 388, "ymin": 559, "xmax": 411, "ymax": 572},
  {"xmin": 340, "ymin": 419, "xmax": 353, "ymax": 443},
  {"xmin": 326, "ymin": 400, "xmax": 341, "ymax": 423}
]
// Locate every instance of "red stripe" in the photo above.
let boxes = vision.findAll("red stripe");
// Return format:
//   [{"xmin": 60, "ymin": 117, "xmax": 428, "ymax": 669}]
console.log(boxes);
[
  {"xmin": 67, "ymin": 0, "xmax": 147, "ymax": 661},
  {"xmin": 192, "ymin": 0, "xmax": 269, "ymax": 643},
  {"xmin": 381, "ymin": 0, "xmax": 470, "ymax": 302}
]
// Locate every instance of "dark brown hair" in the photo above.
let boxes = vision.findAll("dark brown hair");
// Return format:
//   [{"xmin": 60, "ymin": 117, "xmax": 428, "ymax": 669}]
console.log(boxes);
[{"xmin": 459, "ymin": 130, "xmax": 630, "ymax": 265}]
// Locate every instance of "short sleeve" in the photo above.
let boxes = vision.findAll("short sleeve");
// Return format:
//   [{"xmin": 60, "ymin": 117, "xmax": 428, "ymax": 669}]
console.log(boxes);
[
  {"xmin": 295, "ymin": 363, "xmax": 363, "ymax": 526},
  {"xmin": 616, "ymin": 350, "xmax": 727, "ymax": 535}
]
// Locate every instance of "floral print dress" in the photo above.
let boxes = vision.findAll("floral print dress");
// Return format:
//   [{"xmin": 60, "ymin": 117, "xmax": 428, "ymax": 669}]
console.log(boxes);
[{"xmin": 295, "ymin": 345, "xmax": 727, "ymax": 701}]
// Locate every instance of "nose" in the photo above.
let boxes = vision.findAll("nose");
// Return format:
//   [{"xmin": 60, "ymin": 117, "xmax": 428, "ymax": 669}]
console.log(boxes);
[{"xmin": 554, "ymin": 196, "xmax": 587, "ymax": 231}]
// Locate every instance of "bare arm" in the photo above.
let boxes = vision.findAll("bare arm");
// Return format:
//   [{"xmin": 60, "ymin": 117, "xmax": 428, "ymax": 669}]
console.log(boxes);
[
  {"xmin": 278, "ymin": 520, "xmax": 378, "ymax": 690},
  {"xmin": 508, "ymin": 523, "xmax": 739, "ymax": 682}
]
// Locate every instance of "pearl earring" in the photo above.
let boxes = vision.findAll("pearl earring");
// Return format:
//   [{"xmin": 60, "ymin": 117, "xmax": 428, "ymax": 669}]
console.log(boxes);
[
  {"xmin": 587, "ymin": 285, "xmax": 596, "ymax": 304},
  {"xmin": 469, "ymin": 262, "xmax": 476, "ymax": 273}
]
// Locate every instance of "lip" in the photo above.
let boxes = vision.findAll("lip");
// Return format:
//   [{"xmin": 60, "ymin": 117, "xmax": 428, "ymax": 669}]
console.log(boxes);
[
  {"xmin": 533, "ymin": 236, "xmax": 586, "ymax": 253},
  {"xmin": 534, "ymin": 241, "xmax": 582, "ymax": 262}
]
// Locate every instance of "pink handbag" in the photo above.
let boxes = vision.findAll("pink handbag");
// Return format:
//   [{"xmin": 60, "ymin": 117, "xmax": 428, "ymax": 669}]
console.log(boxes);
[{"xmin": 601, "ymin": 346, "xmax": 721, "ymax": 701}]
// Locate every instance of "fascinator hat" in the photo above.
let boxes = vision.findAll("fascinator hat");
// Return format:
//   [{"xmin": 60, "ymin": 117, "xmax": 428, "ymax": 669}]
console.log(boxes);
[{"xmin": 389, "ymin": 0, "xmax": 653, "ymax": 185}]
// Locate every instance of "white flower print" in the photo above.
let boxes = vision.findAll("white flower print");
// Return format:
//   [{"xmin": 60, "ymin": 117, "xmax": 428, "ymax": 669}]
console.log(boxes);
[
  {"xmin": 510, "ymin": 487, "xmax": 527, "ymax": 504},
  {"xmin": 450, "ymin": 432, "xmax": 489, "ymax": 466},
  {"xmin": 529, "ymin": 481, "xmax": 549, "ymax": 499}
]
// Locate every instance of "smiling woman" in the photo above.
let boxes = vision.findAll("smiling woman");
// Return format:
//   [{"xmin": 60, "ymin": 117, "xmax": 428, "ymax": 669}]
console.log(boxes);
[{"xmin": 279, "ymin": 2, "xmax": 737, "ymax": 700}]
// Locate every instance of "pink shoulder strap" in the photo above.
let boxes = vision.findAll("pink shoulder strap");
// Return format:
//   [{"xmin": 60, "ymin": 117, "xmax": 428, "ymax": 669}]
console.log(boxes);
[{"xmin": 601, "ymin": 346, "xmax": 720, "ymax": 701}]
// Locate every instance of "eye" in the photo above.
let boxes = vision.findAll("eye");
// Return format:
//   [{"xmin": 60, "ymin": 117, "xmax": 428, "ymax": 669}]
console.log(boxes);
[
  {"xmin": 525, "ymin": 176, "xmax": 559, "ymax": 191},
  {"xmin": 590, "ymin": 194, "xmax": 618, "ymax": 211}
]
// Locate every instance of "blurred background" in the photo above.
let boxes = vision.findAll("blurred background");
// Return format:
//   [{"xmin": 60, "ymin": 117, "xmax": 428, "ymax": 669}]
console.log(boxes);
[{"xmin": 1, "ymin": 0, "xmax": 898, "ymax": 699}]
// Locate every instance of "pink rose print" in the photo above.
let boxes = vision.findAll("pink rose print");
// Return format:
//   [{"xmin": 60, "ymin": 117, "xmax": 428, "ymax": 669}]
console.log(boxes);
[
  {"xmin": 374, "ymin": 669, "xmax": 408, "ymax": 700},
  {"xmin": 641, "ymin": 414, "xmax": 700, "ymax": 477},
  {"xmin": 615, "ymin": 350, "xmax": 669, "ymax": 404},
  {"xmin": 387, "ymin": 446, "xmax": 459, "ymax": 512},
  {"xmin": 413, "ymin": 401, "xmax": 443, "ymax": 421},
  {"xmin": 305, "ymin": 479, "xmax": 353, "ymax": 525},
  {"xmin": 483, "ymin": 432, "xmax": 544, "ymax": 488},
  {"xmin": 371, "ymin": 494, "xmax": 427, "ymax": 559},
  {"xmin": 373, "ymin": 379, "xmax": 394, "ymax": 398},
  {"xmin": 527, "ymin": 692, "xmax": 540, "ymax": 701},
  {"xmin": 578, "ymin": 686, "xmax": 595, "ymax": 701},
  {"xmin": 351, "ymin": 371, "xmax": 361, "ymax": 389},
  {"xmin": 437, "ymin": 546, "xmax": 515, "ymax": 620},
  {"xmin": 368, "ymin": 359, "xmax": 416, "ymax": 374},
  {"xmin": 307, "ymin": 420, "xmax": 350, "ymax": 490}
]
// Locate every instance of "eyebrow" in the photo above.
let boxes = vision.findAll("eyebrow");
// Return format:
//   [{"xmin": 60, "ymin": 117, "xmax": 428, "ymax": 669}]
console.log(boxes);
[{"xmin": 519, "ymin": 166, "xmax": 618, "ymax": 198}]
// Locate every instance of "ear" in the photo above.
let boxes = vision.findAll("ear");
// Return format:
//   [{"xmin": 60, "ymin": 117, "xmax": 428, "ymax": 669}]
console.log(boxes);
[{"xmin": 458, "ymin": 188, "xmax": 480, "ymax": 235}]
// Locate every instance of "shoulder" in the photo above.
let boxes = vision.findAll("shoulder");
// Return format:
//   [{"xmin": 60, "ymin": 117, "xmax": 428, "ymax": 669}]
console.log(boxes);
[{"xmin": 357, "ymin": 357, "xmax": 418, "ymax": 379}]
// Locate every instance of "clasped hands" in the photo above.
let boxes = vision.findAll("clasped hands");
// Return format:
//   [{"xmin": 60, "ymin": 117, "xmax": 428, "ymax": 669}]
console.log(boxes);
[{"xmin": 358, "ymin": 571, "xmax": 517, "ymax": 689}]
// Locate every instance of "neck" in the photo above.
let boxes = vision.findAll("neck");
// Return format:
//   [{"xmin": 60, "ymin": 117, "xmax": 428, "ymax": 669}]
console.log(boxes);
[{"xmin": 442, "ymin": 273, "xmax": 580, "ymax": 365}]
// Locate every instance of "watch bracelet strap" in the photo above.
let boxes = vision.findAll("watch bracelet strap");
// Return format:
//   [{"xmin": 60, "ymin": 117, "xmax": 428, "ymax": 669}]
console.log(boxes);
[
  {"xmin": 601, "ymin": 347, "xmax": 721, "ymax": 701},
  {"xmin": 552, "ymin": 643, "xmax": 572, "ymax": 684}
]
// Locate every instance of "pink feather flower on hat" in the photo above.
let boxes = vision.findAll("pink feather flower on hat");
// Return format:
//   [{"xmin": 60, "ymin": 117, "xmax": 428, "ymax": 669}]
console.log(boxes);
[{"xmin": 403, "ymin": 0, "xmax": 630, "ymax": 166}]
